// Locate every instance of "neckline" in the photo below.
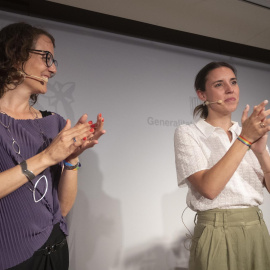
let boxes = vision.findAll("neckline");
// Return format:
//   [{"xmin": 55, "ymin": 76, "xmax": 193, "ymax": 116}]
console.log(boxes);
[
  {"xmin": 0, "ymin": 111, "xmax": 54, "ymax": 121},
  {"xmin": 204, "ymin": 118, "xmax": 234, "ymax": 130}
]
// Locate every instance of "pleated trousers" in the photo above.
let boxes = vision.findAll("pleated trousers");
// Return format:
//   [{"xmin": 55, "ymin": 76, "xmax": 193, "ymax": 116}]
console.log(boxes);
[{"xmin": 189, "ymin": 207, "xmax": 270, "ymax": 270}]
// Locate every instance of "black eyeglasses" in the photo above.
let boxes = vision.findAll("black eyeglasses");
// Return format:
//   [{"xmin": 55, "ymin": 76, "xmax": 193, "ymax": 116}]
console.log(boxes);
[{"xmin": 28, "ymin": 49, "xmax": 58, "ymax": 67}]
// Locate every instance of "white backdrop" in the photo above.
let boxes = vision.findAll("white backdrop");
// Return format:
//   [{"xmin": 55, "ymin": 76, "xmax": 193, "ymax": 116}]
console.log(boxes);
[{"xmin": 1, "ymin": 10, "xmax": 270, "ymax": 270}]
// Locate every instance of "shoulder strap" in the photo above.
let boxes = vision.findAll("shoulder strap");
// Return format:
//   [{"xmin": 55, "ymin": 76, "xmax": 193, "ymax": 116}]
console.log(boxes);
[{"xmin": 39, "ymin": 110, "xmax": 52, "ymax": 118}]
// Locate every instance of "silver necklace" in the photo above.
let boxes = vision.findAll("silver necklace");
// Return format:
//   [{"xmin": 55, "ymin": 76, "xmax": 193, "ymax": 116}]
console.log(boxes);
[
  {"xmin": 0, "ymin": 111, "xmax": 22, "ymax": 158},
  {"xmin": 29, "ymin": 107, "xmax": 50, "ymax": 149},
  {"xmin": 0, "ymin": 108, "xmax": 48, "ymax": 203}
]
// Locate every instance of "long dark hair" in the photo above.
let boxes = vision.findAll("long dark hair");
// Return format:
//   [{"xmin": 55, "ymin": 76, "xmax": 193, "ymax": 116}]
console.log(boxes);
[
  {"xmin": 193, "ymin": 62, "xmax": 237, "ymax": 119},
  {"xmin": 0, "ymin": 22, "xmax": 55, "ymax": 104}
]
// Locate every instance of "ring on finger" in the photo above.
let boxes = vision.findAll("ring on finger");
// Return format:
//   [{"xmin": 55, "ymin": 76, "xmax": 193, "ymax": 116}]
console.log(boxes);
[
  {"xmin": 73, "ymin": 137, "xmax": 77, "ymax": 143},
  {"xmin": 260, "ymin": 122, "xmax": 266, "ymax": 128}
]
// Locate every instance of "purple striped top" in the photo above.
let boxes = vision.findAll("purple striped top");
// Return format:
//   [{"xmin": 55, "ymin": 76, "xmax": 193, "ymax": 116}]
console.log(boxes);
[{"xmin": 0, "ymin": 112, "xmax": 67, "ymax": 270}]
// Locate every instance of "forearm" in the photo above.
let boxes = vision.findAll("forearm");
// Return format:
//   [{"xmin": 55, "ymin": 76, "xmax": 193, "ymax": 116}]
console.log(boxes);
[
  {"xmin": 0, "ymin": 151, "xmax": 52, "ymax": 199},
  {"xmin": 189, "ymin": 138, "xmax": 249, "ymax": 199},
  {"xmin": 58, "ymin": 159, "xmax": 79, "ymax": 216},
  {"xmin": 254, "ymin": 150, "xmax": 270, "ymax": 192}
]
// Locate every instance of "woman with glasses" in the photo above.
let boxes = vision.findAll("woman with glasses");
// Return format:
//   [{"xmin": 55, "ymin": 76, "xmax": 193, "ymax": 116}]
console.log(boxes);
[
  {"xmin": 174, "ymin": 62, "xmax": 270, "ymax": 270},
  {"xmin": 0, "ymin": 22, "xmax": 105, "ymax": 270}
]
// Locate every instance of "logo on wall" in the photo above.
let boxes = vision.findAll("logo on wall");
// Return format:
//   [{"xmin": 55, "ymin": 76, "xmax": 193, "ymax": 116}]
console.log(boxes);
[
  {"xmin": 146, "ymin": 96, "xmax": 200, "ymax": 127},
  {"xmin": 40, "ymin": 81, "xmax": 76, "ymax": 123},
  {"xmin": 147, "ymin": 117, "xmax": 192, "ymax": 127}
]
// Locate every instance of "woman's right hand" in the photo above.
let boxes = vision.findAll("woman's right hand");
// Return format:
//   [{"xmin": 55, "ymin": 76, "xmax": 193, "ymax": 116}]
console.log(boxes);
[
  {"xmin": 241, "ymin": 100, "xmax": 270, "ymax": 143},
  {"xmin": 64, "ymin": 113, "xmax": 106, "ymax": 162},
  {"xmin": 41, "ymin": 114, "xmax": 92, "ymax": 166}
]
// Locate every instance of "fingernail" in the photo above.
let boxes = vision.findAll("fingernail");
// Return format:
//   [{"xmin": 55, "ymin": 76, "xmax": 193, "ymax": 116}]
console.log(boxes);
[
  {"xmin": 88, "ymin": 121, "xmax": 93, "ymax": 124},
  {"xmin": 99, "ymin": 113, "xmax": 102, "ymax": 117},
  {"xmin": 102, "ymin": 118, "xmax": 104, "ymax": 122},
  {"xmin": 83, "ymin": 137, "xmax": 87, "ymax": 140},
  {"xmin": 90, "ymin": 128, "xmax": 94, "ymax": 132},
  {"xmin": 91, "ymin": 124, "xmax": 96, "ymax": 128}
]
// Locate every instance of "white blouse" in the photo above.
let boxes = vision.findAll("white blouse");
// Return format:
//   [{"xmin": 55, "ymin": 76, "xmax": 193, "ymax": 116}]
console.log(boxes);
[{"xmin": 174, "ymin": 118, "xmax": 265, "ymax": 211}]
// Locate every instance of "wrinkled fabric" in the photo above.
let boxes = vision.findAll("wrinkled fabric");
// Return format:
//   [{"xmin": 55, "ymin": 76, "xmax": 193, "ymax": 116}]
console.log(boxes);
[
  {"xmin": 174, "ymin": 119, "xmax": 265, "ymax": 211},
  {"xmin": 189, "ymin": 207, "xmax": 270, "ymax": 270},
  {"xmin": 0, "ymin": 113, "xmax": 67, "ymax": 270}
]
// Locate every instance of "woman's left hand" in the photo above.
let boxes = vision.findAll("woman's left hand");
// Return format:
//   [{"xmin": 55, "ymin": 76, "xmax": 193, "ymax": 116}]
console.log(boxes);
[
  {"xmin": 251, "ymin": 133, "xmax": 268, "ymax": 154},
  {"xmin": 66, "ymin": 113, "xmax": 106, "ymax": 161},
  {"xmin": 242, "ymin": 103, "xmax": 269, "ymax": 154}
]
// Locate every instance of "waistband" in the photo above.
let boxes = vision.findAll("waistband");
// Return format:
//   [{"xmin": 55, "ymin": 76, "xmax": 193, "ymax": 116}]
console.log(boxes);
[
  {"xmin": 34, "ymin": 223, "xmax": 67, "ymax": 256},
  {"xmin": 34, "ymin": 238, "xmax": 67, "ymax": 256},
  {"xmin": 196, "ymin": 206, "xmax": 264, "ymax": 227}
]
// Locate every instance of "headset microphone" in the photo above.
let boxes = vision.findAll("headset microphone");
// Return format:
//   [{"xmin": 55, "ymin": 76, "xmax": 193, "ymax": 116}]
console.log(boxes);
[
  {"xmin": 25, "ymin": 74, "xmax": 48, "ymax": 83},
  {"xmin": 19, "ymin": 71, "xmax": 48, "ymax": 83},
  {"xmin": 203, "ymin": 100, "xmax": 223, "ymax": 106}
]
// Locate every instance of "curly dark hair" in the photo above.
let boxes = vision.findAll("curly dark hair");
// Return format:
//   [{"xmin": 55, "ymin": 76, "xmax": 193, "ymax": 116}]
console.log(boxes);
[
  {"xmin": 0, "ymin": 22, "xmax": 55, "ymax": 104},
  {"xmin": 193, "ymin": 62, "xmax": 237, "ymax": 119}
]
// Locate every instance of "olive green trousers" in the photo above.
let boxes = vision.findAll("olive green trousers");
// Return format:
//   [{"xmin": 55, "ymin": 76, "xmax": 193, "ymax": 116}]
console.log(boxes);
[{"xmin": 189, "ymin": 207, "xmax": 270, "ymax": 270}]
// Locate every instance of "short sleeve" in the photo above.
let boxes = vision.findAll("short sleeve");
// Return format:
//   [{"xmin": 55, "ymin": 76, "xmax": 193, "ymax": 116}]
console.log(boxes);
[
  {"xmin": 51, "ymin": 112, "xmax": 66, "ymax": 132},
  {"xmin": 58, "ymin": 114, "xmax": 67, "ymax": 131},
  {"xmin": 174, "ymin": 125, "xmax": 208, "ymax": 187}
]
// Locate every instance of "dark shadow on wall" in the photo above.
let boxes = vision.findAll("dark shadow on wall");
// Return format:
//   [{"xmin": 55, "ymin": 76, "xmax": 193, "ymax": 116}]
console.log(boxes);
[
  {"xmin": 66, "ymin": 151, "xmax": 123, "ymax": 270},
  {"xmin": 121, "ymin": 188, "xmax": 190, "ymax": 270},
  {"xmin": 162, "ymin": 188, "xmax": 192, "ymax": 270},
  {"xmin": 122, "ymin": 236, "xmax": 188, "ymax": 270},
  {"xmin": 123, "ymin": 240, "xmax": 171, "ymax": 269}
]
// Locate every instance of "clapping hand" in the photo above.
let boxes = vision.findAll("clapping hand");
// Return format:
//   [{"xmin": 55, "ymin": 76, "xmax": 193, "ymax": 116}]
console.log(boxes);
[
  {"xmin": 241, "ymin": 100, "xmax": 270, "ymax": 153},
  {"xmin": 43, "ymin": 113, "xmax": 106, "ymax": 165}
]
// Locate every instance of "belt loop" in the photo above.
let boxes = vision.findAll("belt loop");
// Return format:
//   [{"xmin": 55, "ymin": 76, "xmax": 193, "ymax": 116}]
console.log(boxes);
[
  {"xmin": 257, "ymin": 209, "xmax": 263, "ymax": 225},
  {"xmin": 214, "ymin": 213, "xmax": 218, "ymax": 227},
  {"xmin": 223, "ymin": 212, "xmax": 228, "ymax": 229}
]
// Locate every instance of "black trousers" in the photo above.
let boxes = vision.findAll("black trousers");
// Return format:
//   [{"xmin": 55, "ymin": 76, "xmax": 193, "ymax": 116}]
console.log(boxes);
[{"xmin": 8, "ymin": 223, "xmax": 69, "ymax": 270}]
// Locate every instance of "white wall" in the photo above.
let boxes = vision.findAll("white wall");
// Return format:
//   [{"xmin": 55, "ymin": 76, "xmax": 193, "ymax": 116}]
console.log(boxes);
[{"xmin": 1, "ymin": 10, "xmax": 270, "ymax": 270}]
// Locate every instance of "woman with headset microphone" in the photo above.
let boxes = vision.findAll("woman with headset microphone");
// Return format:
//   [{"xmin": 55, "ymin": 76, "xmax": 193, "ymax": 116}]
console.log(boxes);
[
  {"xmin": 174, "ymin": 62, "xmax": 270, "ymax": 270},
  {"xmin": 0, "ymin": 22, "xmax": 105, "ymax": 270}
]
